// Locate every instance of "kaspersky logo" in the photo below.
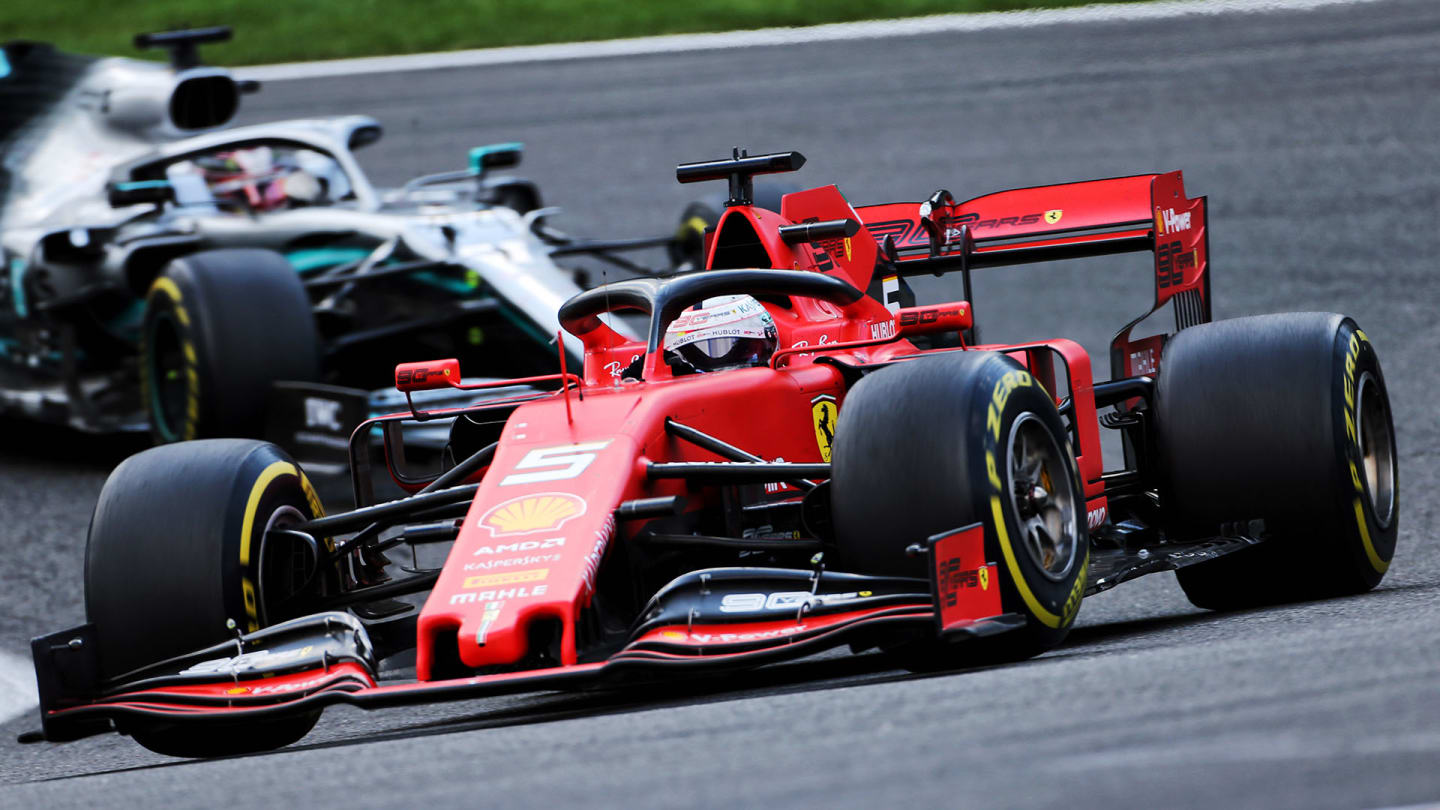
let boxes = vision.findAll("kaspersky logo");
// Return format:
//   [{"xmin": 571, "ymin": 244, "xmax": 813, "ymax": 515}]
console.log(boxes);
[{"xmin": 477, "ymin": 492, "xmax": 586, "ymax": 537}]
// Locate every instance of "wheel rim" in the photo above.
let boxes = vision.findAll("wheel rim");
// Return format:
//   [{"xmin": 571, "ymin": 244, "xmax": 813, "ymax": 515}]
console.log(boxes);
[
  {"xmin": 146, "ymin": 312, "xmax": 188, "ymax": 442},
  {"xmin": 1356, "ymin": 372, "xmax": 1396, "ymax": 528},
  {"xmin": 257, "ymin": 505, "xmax": 316, "ymax": 626},
  {"xmin": 1005, "ymin": 413, "xmax": 1080, "ymax": 582}
]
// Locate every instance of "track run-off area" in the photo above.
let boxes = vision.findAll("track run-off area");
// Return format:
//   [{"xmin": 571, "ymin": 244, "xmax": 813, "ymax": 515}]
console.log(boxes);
[{"xmin": 2, "ymin": 0, "xmax": 1438, "ymax": 806}]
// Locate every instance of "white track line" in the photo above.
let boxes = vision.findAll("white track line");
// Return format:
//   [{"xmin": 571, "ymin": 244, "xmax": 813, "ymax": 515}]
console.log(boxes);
[
  {"xmin": 243, "ymin": 0, "xmax": 1383, "ymax": 81},
  {"xmin": 0, "ymin": 649, "xmax": 37, "ymax": 725}
]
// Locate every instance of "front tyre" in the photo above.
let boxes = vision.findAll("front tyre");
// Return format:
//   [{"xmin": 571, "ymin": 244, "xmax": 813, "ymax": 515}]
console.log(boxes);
[
  {"xmin": 830, "ymin": 352, "xmax": 1088, "ymax": 667},
  {"xmin": 85, "ymin": 440, "xmax": 328, "ymax": 756}
]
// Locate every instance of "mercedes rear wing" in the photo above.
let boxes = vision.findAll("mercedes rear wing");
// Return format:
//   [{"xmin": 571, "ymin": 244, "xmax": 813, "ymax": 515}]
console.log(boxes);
[{"xmin": 852, "ymin": 171, "xmax": 1210, "ymax": 379}]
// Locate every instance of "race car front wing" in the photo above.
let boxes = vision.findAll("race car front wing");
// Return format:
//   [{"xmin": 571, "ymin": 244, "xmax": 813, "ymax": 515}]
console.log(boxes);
[{"xmin": 22, "ymin": 518, "xmax": 1260, "ymax": 745}]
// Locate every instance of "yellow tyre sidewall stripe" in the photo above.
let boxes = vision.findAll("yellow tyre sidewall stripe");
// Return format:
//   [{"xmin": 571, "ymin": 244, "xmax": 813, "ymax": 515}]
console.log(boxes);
[
  {"xmin": 983, "ymin": 365, "xmax": 1088, "ymax": 632},
  {"xmin": 991, "ymin": 495, "xmax": 1064, "ymax": 629},
  {"xmin": 237, "ymin": 460, "xmax": 324, "ymax": 631},
  {"xmin": 240, "ymin": 461, "xmax": 299, "ymax": 631},
  {"xmin": 1341, "ymin": 327, "xmax": 1391, "ymax": 575},
  {"xmin": 1354, "ymin": 497, "xmax": 1388, "ymax": 574},
  {"xmin": 239, "ymin": 461, "xmax": 300, "ymax": 566},
  {"xmin": 144, "ymin": 277, "xmax": 201, "ymax": 441},
  {"xmin": 991, "ymin": 495, "xmax": 1086, "ymax": 630}
]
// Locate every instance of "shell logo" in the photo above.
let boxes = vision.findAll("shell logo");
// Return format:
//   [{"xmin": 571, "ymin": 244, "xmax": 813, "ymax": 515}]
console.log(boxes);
[
  {"xmin": 659, "ymin": 630, "xmax": 687, "ymax": 641},
  {"xmin": 478, "ymin": 492, "xmax": 587, "ymax": 537}
]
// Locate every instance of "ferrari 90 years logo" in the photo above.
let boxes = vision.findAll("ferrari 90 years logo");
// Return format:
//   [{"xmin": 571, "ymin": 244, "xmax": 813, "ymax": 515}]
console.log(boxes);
[
  {"xmin": 811, "ymin": 395, "xmax": 838, "ymax": 463},
  {"xmin": 478, "ymin": 493, "xmax": 586, "ymax": 537},
  {"xmin": 1044, "ymin": 209, "xmax": 1064, "ymax": 225}
]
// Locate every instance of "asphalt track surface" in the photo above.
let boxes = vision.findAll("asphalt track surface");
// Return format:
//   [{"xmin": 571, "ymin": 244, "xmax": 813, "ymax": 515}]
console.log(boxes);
[{"xmin": 3, "ymin": 1, "xmax": 1439, "ymax": 806}]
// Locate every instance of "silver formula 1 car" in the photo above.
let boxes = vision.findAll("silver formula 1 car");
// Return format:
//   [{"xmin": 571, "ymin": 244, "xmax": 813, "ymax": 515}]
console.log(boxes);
[{"xmin": 0, "ymin": 28, "xmax": 674, "ymax": 457}]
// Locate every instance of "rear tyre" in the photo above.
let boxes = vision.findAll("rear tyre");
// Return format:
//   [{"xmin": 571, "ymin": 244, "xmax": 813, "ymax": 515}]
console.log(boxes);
[
  {"xmin": 141, "ymin": 248, "xmax": 319, "ymax": 442},
  {"xmin": 85, "ymin": 439, "xmax": 328, "ymax": 756},
  {"xmin": 831, "ymin": 352, "xmax": 1088, "ymax": 669},
  {"xmin": 1156, "ymin": 313, "xmax": 1398, "ymax": 610}
]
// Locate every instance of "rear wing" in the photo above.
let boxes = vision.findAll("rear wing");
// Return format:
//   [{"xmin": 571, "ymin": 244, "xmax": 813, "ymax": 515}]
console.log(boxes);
[{"xmin": 853, "ymin": 171, "xmax": 1210, "ymax": 379}]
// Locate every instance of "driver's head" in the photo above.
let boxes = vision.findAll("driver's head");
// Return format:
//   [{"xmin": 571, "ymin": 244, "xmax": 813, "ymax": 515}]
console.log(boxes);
[
  {"xmin": 194, "ymin": 147, "xmax": 323, "ymax": 211},
  {"xmin": 663, "ymin": 294, "xmax": 777, "ymax": 375}
]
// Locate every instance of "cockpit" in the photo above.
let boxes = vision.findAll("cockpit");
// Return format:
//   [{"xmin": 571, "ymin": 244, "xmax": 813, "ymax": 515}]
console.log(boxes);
[{"xmin": 162, "ymin": 143, "xmax": 354, "ymax": 213}]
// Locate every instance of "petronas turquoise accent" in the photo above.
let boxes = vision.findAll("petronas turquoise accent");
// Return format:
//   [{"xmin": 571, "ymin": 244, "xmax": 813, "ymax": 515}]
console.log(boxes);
[
  {"xmin": 410, "ymin": 270, "xmax": 479, "ymax": 296},
  {"xmin": 10, "ymin": 258, "xmax": 26, "ymax": 317},
  {"xmin": 284, "ymin": 247, "xmax": 372, "ymax": 273}
]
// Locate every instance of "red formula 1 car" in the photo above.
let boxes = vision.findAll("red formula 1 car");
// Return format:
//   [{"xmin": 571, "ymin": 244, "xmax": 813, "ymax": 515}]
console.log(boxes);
[{"xmin": 25, "ymin": 151, "xmax": 1399, "ymax": 757}]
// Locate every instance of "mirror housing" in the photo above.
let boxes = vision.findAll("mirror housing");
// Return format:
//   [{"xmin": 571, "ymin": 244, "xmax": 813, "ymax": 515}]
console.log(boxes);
[
  {"xmin": 395, "ymin": 358, "xmax": 461, "ymax": 393},
  {"xmin": 468, "ymin": 142, "xmax": 523, "ymax": 176},
  {"xmin": 895, "ymin": 302, "xmax": 973, "ymax": 337}
]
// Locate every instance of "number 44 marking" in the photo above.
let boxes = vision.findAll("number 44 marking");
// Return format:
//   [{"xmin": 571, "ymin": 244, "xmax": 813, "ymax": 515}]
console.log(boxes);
[{"xmin": 499, "ymin": 441, "xmax": 612, "ymax": 486}]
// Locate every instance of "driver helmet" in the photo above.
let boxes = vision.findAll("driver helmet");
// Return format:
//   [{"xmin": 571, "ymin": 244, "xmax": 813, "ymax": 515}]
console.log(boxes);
[
  {"xmin": 663, "ymin": 294, "xmax": 778, "ymax": 375},
  {"xmin": 193, "ymin": 147, "xmax": 323, "ymax": 211}
]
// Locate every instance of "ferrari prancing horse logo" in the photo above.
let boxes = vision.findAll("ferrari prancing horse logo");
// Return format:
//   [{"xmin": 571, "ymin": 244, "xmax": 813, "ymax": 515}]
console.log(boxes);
[
  {"xmin": 1044, "ymin": 209, "xmax": 1064, "ymax": 225},
  {"xmin": 811, "ymin": 395, "xmax": 838, "ymax": 462}
]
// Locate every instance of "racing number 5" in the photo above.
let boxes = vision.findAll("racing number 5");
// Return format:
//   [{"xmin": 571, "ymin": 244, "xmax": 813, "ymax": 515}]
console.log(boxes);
[{"xmin": 499, "ymin": 441, "xmax": 611, "ymax": 486}]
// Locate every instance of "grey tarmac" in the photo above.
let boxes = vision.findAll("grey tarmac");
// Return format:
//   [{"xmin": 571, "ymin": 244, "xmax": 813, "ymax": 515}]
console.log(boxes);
[{"xmin": 2, "ymin": 0, "xmax": 1438, "ymax": 806}]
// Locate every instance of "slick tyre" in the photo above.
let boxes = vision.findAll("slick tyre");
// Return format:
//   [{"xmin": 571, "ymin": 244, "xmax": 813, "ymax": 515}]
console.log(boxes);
[
  {"xmin": 831, "ymin": 352, "xmax": 1088, "ymax": 668},
  {"xmin": 1157, "ymin": 313, "xmax": 1398, "ymax": 609},
  {"xmin": 85, "ymin": 440, "xmax": 328, "ymax": 756},
  {"xmin": 141, "ymin": 249, "xmax": 319, "ymax": 442}
]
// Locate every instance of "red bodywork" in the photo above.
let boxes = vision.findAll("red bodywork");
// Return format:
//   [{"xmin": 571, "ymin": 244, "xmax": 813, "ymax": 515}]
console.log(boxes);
[
  {"xmin": 412, "ymin": 175, "xmax": 1207, "ymax": 676},
  {"xmin": 38, "ymin": 168, "xmax": 1210, "ymax": 731}
]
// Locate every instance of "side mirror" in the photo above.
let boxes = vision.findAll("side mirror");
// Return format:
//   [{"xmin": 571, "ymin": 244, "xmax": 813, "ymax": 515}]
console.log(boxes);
[
  {"xmin": 395, "ymin": 358, "xmax": 461, "ymax": 393},
  {"xmin": 108, "ymin": 180, "xmax": 174, "ymax": 208},
  {"xmin": 469, "ymin": 142, "xmax": 523, "ymax": 176},
  {"xmin": 895, "ymin": 301, "xmax": 972, "ymax": 337}
]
